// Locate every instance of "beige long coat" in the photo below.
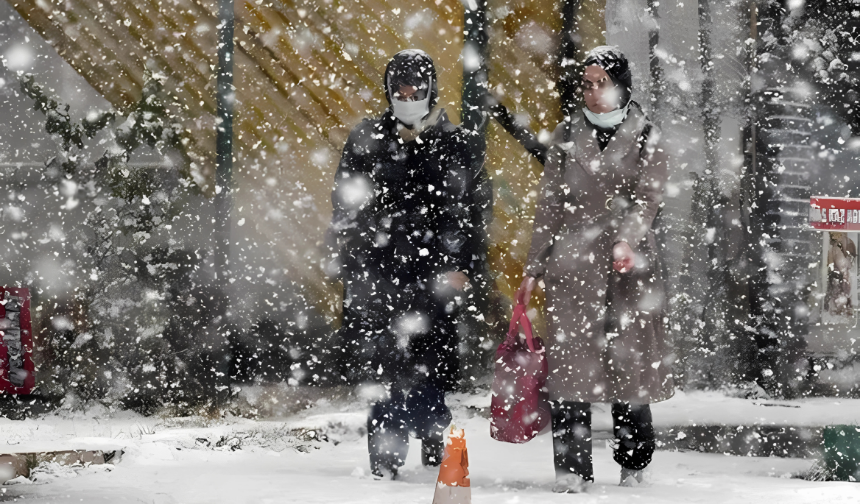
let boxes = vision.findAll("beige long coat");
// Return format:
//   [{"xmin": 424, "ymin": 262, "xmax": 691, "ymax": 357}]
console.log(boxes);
[{"xmin": 524, "ymin": 105, "xmax": 674, "ymax": 404}]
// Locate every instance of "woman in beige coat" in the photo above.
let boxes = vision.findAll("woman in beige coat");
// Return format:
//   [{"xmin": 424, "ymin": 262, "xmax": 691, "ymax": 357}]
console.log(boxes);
[{"xmin": 516, "ymin": 46, "xmax": 673, "ymax": 493}]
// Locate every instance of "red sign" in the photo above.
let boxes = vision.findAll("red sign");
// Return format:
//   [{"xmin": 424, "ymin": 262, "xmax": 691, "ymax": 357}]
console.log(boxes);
[
  {"xmin": 809, "ymin": 196, "xmax": 860, "ymax": 231},
  {"xmin": 0, "ymin": 287, "xmax": 35, "ymax": 395}
]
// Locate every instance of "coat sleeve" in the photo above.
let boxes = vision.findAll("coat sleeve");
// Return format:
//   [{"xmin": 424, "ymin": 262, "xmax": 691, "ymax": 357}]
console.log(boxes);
[
  {"xmin": 437, "ymin": 144, "xmax": 479, "ymax": 273},
  {"xmin": 329, "ymin": 123, "xmax": 377, "ymax": 265},
  {"xmin": 614, "ymin": 125, "xmax": 668, "ymax": 246},
  {"xmin": 467, "ymin": 134, "xmax": 493, "ymax": 247},
  {"xmin": 524, "ymin": 144, "xmax": 569, "ymax": 279}
]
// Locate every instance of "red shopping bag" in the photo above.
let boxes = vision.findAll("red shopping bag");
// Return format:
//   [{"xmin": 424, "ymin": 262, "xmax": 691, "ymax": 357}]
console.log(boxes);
[{"xmin": 490, "ymin": 300, "xmax": 550, "ymax": 443}]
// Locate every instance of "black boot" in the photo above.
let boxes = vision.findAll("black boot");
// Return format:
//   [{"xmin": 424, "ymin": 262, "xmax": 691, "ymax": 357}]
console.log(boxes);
[
  {"xmin": 368, "ymin": 389, "xmax": 409, "ymax": 479},
  {"xmin": 551, "ymin": 400, "xmax": 594, "ymax": 488},
  {"xmin": 611, "ymin": 402, "xmax": 655, "ymax": 472}
]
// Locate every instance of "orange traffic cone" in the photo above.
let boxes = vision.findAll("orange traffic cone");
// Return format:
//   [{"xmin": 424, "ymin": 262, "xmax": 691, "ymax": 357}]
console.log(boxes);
[{"xmin": 432, "ymin": 425, "xmax": 470, "ymax": 504}]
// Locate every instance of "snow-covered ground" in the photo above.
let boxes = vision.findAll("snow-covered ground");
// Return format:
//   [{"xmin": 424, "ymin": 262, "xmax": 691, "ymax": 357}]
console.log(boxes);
[{"xmin": 1, "ymin": 389, "xmax": 858, "ymax": 503}]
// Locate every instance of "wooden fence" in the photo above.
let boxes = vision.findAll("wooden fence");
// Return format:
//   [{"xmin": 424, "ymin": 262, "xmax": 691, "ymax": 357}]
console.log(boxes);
[{"xmin": 11, "ymin": 0, "xmax": 606, "ymax": 315}]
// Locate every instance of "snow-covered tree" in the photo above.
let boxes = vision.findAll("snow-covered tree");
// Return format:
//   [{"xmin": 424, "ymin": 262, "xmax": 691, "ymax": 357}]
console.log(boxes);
[{"xmin": 22, "ymin": 71, "xmax": 237, "ymax": 413}]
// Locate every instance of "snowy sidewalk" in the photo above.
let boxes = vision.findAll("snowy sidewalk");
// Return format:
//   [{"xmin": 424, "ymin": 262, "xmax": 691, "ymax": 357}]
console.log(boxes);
[
  {"xmin": 1, "ymin": 390, "xmax": 858, "ymax": 503},
  {"xmin": 650, "ymin": 390, "xmax": 860, "ymax": 428},
  {"xmin": 649, "ymin": 391, "xmax": 860, "ymax": 457}
]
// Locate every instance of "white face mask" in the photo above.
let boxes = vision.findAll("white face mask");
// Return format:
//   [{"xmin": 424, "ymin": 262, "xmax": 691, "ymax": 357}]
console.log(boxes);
[
  {"xmin": 389, "ymin": 76, "xmax": 433, "ymax": 127},
  {"xmin": 583, "ymin": 101, "xmax": 630, "ymax": 129}
]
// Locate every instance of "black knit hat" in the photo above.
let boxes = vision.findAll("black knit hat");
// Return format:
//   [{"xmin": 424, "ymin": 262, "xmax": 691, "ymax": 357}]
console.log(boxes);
[
  {"xmin": 383, "ymin": 49, "xmax": 439, "ymax": 107},
  {"xmin": 583, "ymin": 46, "xmax": 632, "ymax": 107}
]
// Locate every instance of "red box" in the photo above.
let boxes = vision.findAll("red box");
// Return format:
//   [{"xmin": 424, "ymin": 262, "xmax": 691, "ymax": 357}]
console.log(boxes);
[{"xmin": 0, "ymin": 287, "xmax": 35, "ymax": 395}]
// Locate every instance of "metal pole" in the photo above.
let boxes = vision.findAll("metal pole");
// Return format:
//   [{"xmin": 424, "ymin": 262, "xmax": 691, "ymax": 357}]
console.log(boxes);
[
  {"xmin": 647, "ymin": 0, "xmax": 663, "ymax": 121},
  {"xmin": 461, "ymin": 0, "xmax": 489, "ymax": 136},
  {"xmin": 215, "ymin": 0, "xmax": 234, "ymax": 284},
  {"xmin": 213, "ymin": 0, "xmax": 234, "ymax": 406},
  {"xmin": 558, "ymin": 0, "xmax": 582, "ymax": 118},
  {"xmin": 459, "ymin": 0, "xmax": 495, "ymax": 390}
]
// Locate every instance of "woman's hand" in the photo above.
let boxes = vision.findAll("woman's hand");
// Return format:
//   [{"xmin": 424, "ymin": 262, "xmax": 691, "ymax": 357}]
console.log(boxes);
[
  {"xmin": 515, "ymin": 276, "xmax": 537, "ymax": 306},
  {"xmin": 612, "ymin": 241, "xmax": 635, "ymax": 273},
  {"xmin": 446, "ymin": 271, "xmax": 470, "ymax": 291}
]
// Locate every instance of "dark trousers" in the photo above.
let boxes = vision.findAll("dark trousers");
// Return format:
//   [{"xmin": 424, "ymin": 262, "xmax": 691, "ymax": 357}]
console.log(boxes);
[
  {"xmin": 340, "ymin": 279, "xmax": 461, "ymax": 391},
  {"xmin": 367, "ymin": 379, "xmax": 452, "ymax": 472},
  {"xmin": 551, "ymin": 401, "xmax": 655, "ymax": 481}
]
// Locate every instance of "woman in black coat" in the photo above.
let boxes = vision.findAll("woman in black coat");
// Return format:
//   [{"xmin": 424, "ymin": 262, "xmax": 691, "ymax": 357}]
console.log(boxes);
[{"xmin": 329, "ymin": 49, "xmax": 490, "ymax": 479}]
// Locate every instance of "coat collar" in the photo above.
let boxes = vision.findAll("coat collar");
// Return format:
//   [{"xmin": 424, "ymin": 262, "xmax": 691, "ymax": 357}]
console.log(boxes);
[{"xmin": 566, "ymin": 105, "xmax": 646, "ymax": 173}]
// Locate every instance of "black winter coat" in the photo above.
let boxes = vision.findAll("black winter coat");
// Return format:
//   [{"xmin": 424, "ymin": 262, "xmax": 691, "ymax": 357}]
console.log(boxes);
[{"xmin": 330, "ymin": 109, "xmax": 489, "ymax": 389}]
